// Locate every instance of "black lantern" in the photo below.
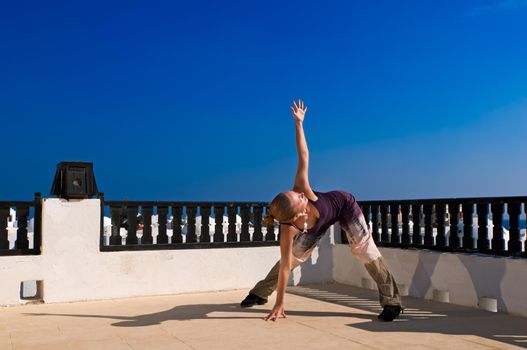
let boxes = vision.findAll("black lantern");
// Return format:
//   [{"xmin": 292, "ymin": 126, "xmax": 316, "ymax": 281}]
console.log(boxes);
[{"xmin": 51, "ymin": 161, "xmax": 99, "ymax": 199}]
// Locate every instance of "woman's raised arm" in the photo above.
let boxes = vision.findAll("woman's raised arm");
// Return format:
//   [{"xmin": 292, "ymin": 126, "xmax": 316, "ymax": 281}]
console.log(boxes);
[{"xmin": 291, "ymin": 99, "xmax": 316, "ymax": 200}]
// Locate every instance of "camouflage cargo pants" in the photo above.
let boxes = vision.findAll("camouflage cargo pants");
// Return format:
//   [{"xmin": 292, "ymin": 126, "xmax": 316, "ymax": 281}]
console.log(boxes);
[{"xmin": 249, "ymin": 214, "xmax": 402, "ymax": 307}]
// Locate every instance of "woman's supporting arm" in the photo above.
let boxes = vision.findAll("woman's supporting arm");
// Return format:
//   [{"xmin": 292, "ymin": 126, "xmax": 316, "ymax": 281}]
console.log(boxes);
[{"xmin": 264, "ymin": 225, "xmax": 296, "ymax": 321}]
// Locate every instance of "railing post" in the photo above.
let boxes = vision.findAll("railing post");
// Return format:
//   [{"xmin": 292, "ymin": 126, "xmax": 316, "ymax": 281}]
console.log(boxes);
[
  {"xmin": 157, "ymin": 206, "xmax": 168, "ymax": 244},
  {"xmin": 448, "ymin": 202, "xmax": 460, "ymax": 249},
  {"xmin": 462, "ymin": 202, "xmax": 474, "ymax": 250},
  {"xmin": 170, "ymin": 205, "xmax": 182, "ymax": 244},
  {"xmin": 423, "ymin": 204, "xmax": 434, "ymax": 247},
  {"xmin": 401, "ymin": 204, "xmax": 410, "ymax": 246},
  {"xmin": 227, "ymin": 205, "xmax": 237, "ymax": 242},
  {"xmin": 411, "ymin": 204, "xmax": 421, "ymax": 246},
  {"xmin": 380, "ymin": 205, "xmax": 389, "ymax": 244},
  {"xmin": 15, "ymin": 205, "xmax": 29, "ymax": 250},
  {"xmin": 240, "ymin": 205, "xmax": 250, "ymax": 242},
  {"xmin": 214, "ymin": 206, "xmax": 225, "ymax": 242},
  {"xmin": 252, "ymin": 205, "xmax": 263, "ymax": 241},
  {"xmin": 142, "ymin": 206, "xmax": 153, "ymax": 244},
  {"xmin": 491, "ymin": 201, "xmax": 505, "ymax": 254},
  {"xmin": 524, "ymin": 202, "xmax": 527, "ymax": 257},
  {"xmin": 476, "ymin": 203, "xmax": 490, "ymax": 252},
  {"xmin": 362, "ymin": 204, "xmax": 371, "ymax": 232},
  {"xmin": 33, "ymin": 192, "xmax": 42, "ymax": 253},
  {"xmin": 200, "ymin": 206, "xmax": 211, "ymax": 243},
  {"xmin": 435, "ymin": 203, "xmax": 446, "ymax": 248},
  {"xmin": 0, "ymin": 205, "xmax": 9, "ymax": 250},
  {"xmin": 186, "ymin": 206, "xmax": 197, "ymax": 243},
  {"xmin": 125, "ymin": 206, "xmax": 138, "ymax": 245},
  {"xmin": 110, "ymin": 206, "xmax": 122, "ymax": 245},
  {"xmin": 99, "ymin": 193, "xmax": 105, "ymax": 250},
  {"xmin": 507, "ymin": 201, "xmax": 521, "ymax": 255},
  {"xmin": 371, "ymin": 205, "xmax": 380, "ymax": 243},
  {"xmin": 390, "ymin": 204, "xmax": 400, "ymax": 244},
  {"xmin": 265, "ymin": 206, "xmax": 276, "ymax": 241}
]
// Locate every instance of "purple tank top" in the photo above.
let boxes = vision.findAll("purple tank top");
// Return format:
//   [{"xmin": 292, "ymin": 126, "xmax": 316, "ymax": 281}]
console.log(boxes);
[{"xmin": 307, "ymin": 190, "xmax": 362, "ymax": 236}]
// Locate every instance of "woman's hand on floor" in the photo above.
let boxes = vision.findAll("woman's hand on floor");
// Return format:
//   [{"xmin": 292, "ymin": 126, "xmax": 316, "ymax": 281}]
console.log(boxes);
[{"xmin": 264, "ymin": 302, "xmax": 287, "ymax": 322}]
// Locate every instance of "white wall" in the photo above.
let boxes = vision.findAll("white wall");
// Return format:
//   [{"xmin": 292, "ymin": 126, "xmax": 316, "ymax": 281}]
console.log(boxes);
[
  {"xmin": 332, "ymin": 244, "xmax": 527, "ymax": 317},
  {"xmin": 0, "ymin": 199, "xmax": 332, "ymax": 306}
]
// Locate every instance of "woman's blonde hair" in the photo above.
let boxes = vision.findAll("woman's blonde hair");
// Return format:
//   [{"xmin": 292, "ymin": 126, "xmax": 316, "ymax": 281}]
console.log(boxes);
[{"xmin": 263, "ymin": 192, "xmax": 296, "ymax": 226}]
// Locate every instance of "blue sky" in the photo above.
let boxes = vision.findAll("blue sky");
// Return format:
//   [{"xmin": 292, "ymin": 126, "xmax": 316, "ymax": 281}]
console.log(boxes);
[{"xmin": 1, "ymin": 0, "xmax": 526, "ymax": 201}]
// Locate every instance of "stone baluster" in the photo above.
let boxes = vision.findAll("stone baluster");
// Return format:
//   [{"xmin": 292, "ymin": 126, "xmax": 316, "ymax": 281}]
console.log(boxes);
[
  {"xmin": 200, "ymin": 206, "xmax": 211, "ymax": 243},
  {"xmin": 462, "ymin": 203, "xmax": 474, "ymax": 249},
  {"xmin": 476, "ymin": 203, "xmax": 490, "ymax": 252},
  {"xmin": 507, "ymin": 202, "xmax": 521, "ymax": 254},
  {"xmin": 423, "ymin": 204, "xmax": 434, "ymax": 247},
  {"xmin": 412, "ymin": 204, "xmax": 422, "ymax": 246},
  {"xmin": 380, "ymin": 205, "xmax": 389, "ymax": 243},
  {"xmin": 252, "ymin": 205, "xmax": 263, "ymax": 242},
  {"xmin": 390, "ymin": 204, "xmax": 400, "ymax": 244},
  {"xmin": 435, "ymin": 203, "xmax": 446, "ymax": 248},
  {"xmin": 240, "ymin": 205, "xmax": 250, "ymax": 242},
  {"xmin": 142, "ymin": 206, "xmax": 153, "ymax": 244},
  {"xmin": 214, "ymin": 206, "xmax": 225, "ymax": 243},
  {"xmin": 186, "ymin": 206, "xmax": 197, "ymax": 243},
  {"xmin": 227, "ymin": 205, "xmax": 238, "ymax": 242},
  {"xmin": 157, "ymin": 206, "xmax": 168, "ymax": 244},
  {"xmin": 401, "ymin": 204, "xmax": 410, "ymax": 245},
  {"xmin": 15, "ymin": 206, "xmax": 29, "ymax": 249}
]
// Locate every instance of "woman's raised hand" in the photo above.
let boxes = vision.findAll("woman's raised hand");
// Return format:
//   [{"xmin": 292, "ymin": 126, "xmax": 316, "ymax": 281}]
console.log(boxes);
[{"xmin": 291, "ymin": 99, "xmax": 307, "ymax": 123}]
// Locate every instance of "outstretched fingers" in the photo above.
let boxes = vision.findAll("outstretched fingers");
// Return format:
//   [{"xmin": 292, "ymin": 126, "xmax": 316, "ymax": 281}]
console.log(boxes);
[
  {"xmin": 295, "ymin": 99, "xmax": 307, "ymax": 112},
  {"xmin": 264, "ymin": 304, "xmax": 288, "ymax": 322},
  {"xmin": 264, "ymin": 312, "xmax": 287, "ymax": 322},
  {"xmin": 264, "ymin": 312, "xmax": 275, "ymax": 321},
  {"xmin": 291, "ymin": 99, "xmax": 307, "ymax": 120}
]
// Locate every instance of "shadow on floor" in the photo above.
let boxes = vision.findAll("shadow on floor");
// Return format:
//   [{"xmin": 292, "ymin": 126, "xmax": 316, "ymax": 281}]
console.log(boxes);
[
  {"xmin": 24, "ymin": 302, "xmax": 375, "ymax": 327},
  {"xmin": 23, "ymin": 283, "xmax": 527, "ymax": 348},
  {"xmin": 288, "ymin": 284, "xmax": 527, "ymax": 349}
]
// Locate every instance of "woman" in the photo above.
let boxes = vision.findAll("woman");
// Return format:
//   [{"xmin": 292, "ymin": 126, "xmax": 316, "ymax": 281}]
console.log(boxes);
[{"xmin": 240, "ymin": 99, "xmax": 403, "ymax": 322}]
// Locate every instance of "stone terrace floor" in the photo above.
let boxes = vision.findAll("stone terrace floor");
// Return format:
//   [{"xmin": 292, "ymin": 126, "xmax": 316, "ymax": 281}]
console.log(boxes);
[{"xmin": 1, "ymin": 283, "xmax": 526, "ymax": 350}]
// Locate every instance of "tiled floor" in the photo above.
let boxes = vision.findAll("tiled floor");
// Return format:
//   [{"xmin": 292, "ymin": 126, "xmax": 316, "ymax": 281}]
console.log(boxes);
[{"xmin": 1, "ymin": 283, "xmax": 526, "ymax": 349}]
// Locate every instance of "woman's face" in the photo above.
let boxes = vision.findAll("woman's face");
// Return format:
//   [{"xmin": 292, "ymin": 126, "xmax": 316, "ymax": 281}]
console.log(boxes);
[{"xmin": 285, "ymin": 191, "xmax": 308, "ymax": 216}]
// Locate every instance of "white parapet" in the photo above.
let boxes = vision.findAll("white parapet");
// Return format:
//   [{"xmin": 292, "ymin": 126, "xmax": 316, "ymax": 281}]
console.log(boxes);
[
  {"xmin": 3, "ymin": 197, "xmax": 525, "ymax": 318},
  {"xmin": 0, "ymin": 198, "xmax": 333, "ymax": 305}
]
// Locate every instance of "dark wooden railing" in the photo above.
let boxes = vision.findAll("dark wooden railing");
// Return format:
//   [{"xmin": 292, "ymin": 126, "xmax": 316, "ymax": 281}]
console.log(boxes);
[
  {"xmin": 0, "ymin": 193, "xmax": 42, "ymax": 256},
  {"xmin": 100, "ymin": 195, "xmax": 279, "ymax": 251},
  {"xmin": 341, "ymin": 196, "xmax": 527, "ymax": 258}
]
